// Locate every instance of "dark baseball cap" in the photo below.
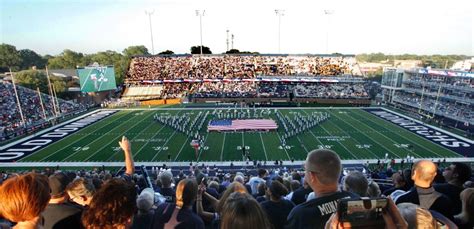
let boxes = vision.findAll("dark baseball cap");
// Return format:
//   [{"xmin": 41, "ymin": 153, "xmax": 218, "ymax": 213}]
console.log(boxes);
[{"xmin": 48, "ymin": 172, "xmax": 70, "ymax": 197}]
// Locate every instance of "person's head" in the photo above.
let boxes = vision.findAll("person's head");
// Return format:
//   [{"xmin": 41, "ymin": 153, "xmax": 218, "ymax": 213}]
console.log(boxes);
[
  {"xmin": 66, "ymin": 178, "xmax": 96, "ymax": 206},
  {"xmin": 343, "ymin": 171, "xmax": 368, "ymax": 197},
  {"xmin": 290, "ymin": 180, "xmax": 301, "ymax": 192},
  {"xmin": 216, "ymin": 182, "xmax": 248, "ymax": 212},
  {"xmin": 367, "ymin": 180, "xmax": 381, "ymax": 198},
  {"xmin": 459, "ymin": 188, "xmax": 474, "ymax": 223},
  {"xmin": 160, "ymin": 171, "xmax": 173, "ymax": 188},
  {"xmin": 304, "ymin": 149, "xmax": 341, "ymax": 193},
  {"xmin": 397, "ymin": 202, "xmax": 437, "ymax": 229},
  {"xmin": 136, "ymin": 188, "xmax": 154, "ymax": 213},
  {"xmin": 49, "ymin": 172, "xmax": 71, "ymax": 200},
  {"xmin": 0, "ymin": 173, "xmax": 50, "ymax": 223},
  {"xmin": 391, "ymin": 172, "xmax": 405, "ymax": 188},
  {"xmin": 257, "ymin": 182, "xmax": 267, "ymax": 197},
  {"xmin": 266, "ymin": 180, "xmax": 288, "ymax": 200},
  {"xmin": 257, "ymin": 168, "xmax": 267, "ymax": 178},
  {"xmin": 82, "ymin": 178, "xmax": 137, "ymax": 229},
  {"xmin": 208, "ymin": 180, "xmax": 219, "ymax": 190},
  {"xmin": 233, "ymin": 175, "xmax": 244, "ymax": 184},
  {"xmin": 175, "ymin": 179, "xmax": 198, "ymax": 208},
  {"xmin": 220, "ymin": 192, "xmax": 271, "ymax": 229},
  {"xmin": 443, "ymin": 162, "xmax": 472, "ymax": 185},
  {"xmin": 411, "ymin": 160, "xmax": 437, "ymax": 188}
]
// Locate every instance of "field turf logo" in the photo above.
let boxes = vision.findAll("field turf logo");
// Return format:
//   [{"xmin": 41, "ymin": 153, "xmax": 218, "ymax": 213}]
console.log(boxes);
[
  {"xmin": 366, "ymin": 108, "xmax": 472, "ymax": 156},
  {"xmin": 0, "ymin": 110, "xmax": 117, "ymax": 162}
]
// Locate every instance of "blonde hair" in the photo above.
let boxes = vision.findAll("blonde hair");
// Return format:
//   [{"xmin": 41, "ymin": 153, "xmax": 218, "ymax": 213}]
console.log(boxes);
[
  {"xmin": 67, "ymin": 178, "xmax": 96, "ymax": 198},
  {"xmin": 0, "ymin": 173, "xmax": 51, "ymax": 222}
]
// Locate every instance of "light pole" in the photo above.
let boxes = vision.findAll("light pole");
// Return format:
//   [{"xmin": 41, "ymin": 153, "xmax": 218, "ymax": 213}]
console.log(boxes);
[
  {"xmin": 275, "ymin": 9, "xmax": 285, "ymax": 54},
  {"xmin": 324, "ymin": 10, "xmax": 334, "ymax": 54},
  {"xmin": 145, "ymin": 10, "xmax": 155, "ymax": 55},
  {"xmin": 196, "ymin": 10, "xmax": 206, "ymax": 55}
]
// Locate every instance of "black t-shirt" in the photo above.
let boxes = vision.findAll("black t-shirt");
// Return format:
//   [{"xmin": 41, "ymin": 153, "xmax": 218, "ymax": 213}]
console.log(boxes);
[
  {"xmin": 286, "ymin": 191, "xmax": 355, "ymax": 229},
  {"xmin": 261, "ymin": 199, "xmax": 295, "ymax": 229},
  {"xmin": 42, "ymin": 202, "xmax": 82, "ymax": 229},
  {"xmin": 434, "ymin": 183, "xmax": 463, "ymax": 215},
  {"xmin": 158, "ymin": 187, "xmax": 176, "ymax": 204},
  {"xmin": 152, "ymin": 203, "xmax": 204, "ymax": 229}
]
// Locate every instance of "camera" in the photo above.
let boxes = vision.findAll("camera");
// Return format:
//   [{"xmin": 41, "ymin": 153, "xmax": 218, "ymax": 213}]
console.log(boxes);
[{"xmin": 337, "ymin": 197, "xmax": 387, "ymax": 228}]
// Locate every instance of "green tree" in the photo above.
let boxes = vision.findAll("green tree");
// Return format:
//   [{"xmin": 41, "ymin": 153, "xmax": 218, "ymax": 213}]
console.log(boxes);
[
  {"xmin": 159, "ymin": 50, "xmax": 174, "ymax": 55},
  {"xmin": 48, "ymin": 49, "xmax": 84, "ymax": 69},
  {"xmin": 0, "ymin": 43, "xmax": 22, "ymax": 71},
  {"xmin": 190, "ymin": 46, "xmax": 212, "ymax": 54},
  {"xmin": 50, "ymin": 76, "xmax": 67, "ymax": 96},
  {"xmin": 225, "ymin": 49, "xmax": 240, "ymax": 54},
  {"xmin": 123, "ymin": 45, "xmax": 149, "ymax": 57},
  {"xmin": 19, "ymin": 49, "xmax": 46, "ymax": 70},
  {"xmin": 13, "ymin": 70, "xmax": 49, "ymax": 92}
]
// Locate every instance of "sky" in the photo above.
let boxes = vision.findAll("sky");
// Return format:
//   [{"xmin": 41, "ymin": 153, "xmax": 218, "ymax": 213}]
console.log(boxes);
[{"xmin": 1, "ymin": 0, "xmax": 473, "ymax": 56}]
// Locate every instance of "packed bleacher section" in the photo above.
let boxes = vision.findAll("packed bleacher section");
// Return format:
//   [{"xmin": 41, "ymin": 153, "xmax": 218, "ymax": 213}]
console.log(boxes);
[
  {"xmin": 388, "ymin": 69, "xmax": 474, "ymax": 129},
  {"xmin": 126, "ymin": 55, "xmax": 355, "ymax": 82},
  {"xmin": 294, "ymin": 83, "xmax": 368, "ymax": 98},
  {"xmin": 1, "ymin": 138, "xmax": 473, "ymax": 228},
  {"xmin": 0, "ymin": 82, "xmax": 88, "ymax": 141}
]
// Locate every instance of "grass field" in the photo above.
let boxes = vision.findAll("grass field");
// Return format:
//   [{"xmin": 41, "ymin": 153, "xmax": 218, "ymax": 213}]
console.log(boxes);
[{"xmin": 18, "ymin": 108, "xmax": 462, "ymax": 163}]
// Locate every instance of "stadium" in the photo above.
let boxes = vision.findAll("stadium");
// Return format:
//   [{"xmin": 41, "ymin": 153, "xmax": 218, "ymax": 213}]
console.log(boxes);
[{"xmin": 1, "ymin": 1, "xmax": 474, "ymax": 228}]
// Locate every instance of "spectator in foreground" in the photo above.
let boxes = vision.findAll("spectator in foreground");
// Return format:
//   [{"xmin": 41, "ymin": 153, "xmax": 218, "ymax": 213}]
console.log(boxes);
[
  {"xmin": 220, "ymin": 192, "xmax": 271, "ymax": 229},
  {"xmin": 66, "ymin": 178, "xmax": 96, "ymax": 207},
  {"xmin": 151, "ymin": 179, "xmax": 204, "ymax": 229},
  {"xmin": 82, "ymin": 178, "xmax": 137, "ymax": 229},
  {"xmin": 42, "ymin": 172, "xmax": 82, "ymax": 229},
  {"xmin": 397, "ymin": 202, "xmax": 438, "ymax": 229},
  {"xmin": 260, "ymin": 180, "xmax": 295, "ymax": 229},
  {"xmin": 157, "ymin": 171, "xmax": 175, "ymax": 203},
  {"xmin": 435, "ymin": 162, "xmax": 472, "ymax": 215},
  {"xmin": 454, "ymin": 188, "xmax": 474, "ymax": 229},
  {"xmin": 343, "ymin": 171, "xmax": 369, "ymax": 197},
  {"xmin": 286, "ymin": 149, "xmax": 357, "ymax": 229},
  {"xmin": 395, "ymin": 160, "xmax": 454, "ymax": 219},
  {"xmin": 0, "ymin": 173, "xmax": 51, "ymax": 229},
  {"xmin": 132, "ymin": 188, "xmax": 155, "ymax": 229}
]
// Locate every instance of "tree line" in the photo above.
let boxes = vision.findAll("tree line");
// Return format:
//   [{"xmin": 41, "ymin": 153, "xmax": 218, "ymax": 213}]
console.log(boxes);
[{"xmin": 356, "ymin": 52, "xmax": 470, "ymax": 69}]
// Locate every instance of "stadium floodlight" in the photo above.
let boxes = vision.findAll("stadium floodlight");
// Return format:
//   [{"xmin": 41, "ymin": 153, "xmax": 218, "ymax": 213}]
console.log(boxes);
[
  {"xmin": 196, "ymin": 10, "xmax": 206, "ymax": 55},
  {"xmin": 275, "ymin": 9, "xmax": 285, "ymax": 54},
  {"xmin": 324, "ymin": 10, "xmax": 334, "ymax": 54},
  {"xmin": 145, "ymin": 10, "xmax": 155, "ymax": 55}
]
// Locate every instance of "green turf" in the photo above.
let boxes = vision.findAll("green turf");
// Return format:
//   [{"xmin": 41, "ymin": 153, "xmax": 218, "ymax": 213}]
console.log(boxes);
[{"xmin": 18, "ymin": 108, "xmax": 462, "ymax": 163}]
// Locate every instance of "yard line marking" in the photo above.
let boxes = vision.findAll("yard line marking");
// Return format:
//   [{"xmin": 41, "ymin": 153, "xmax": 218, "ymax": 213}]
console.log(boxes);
[
  {"xmin": 356, "ymin": 109, "xmax": 449, "ymax": 158},
  {"xmin": 301, "ymin": 110, "xmax": 357, "ymax": 160},
  {"xmin": 89, "ymin": 111, "xmax": 157, "ymax": 162},
  {"xmin": 196, "ymin": 132, "xmax": 210, "ymax": 161},
  {"xmin": 348, "ymin": 111, "xmax": 425, "ymax": 158},
  {"xmin": 175, "ymin": 135, "xmax": 191, "ymax": 161},
  {"xmin": 133, "ymin": 124, "xmax": 167, "ymax": 160},
  {"xmin": 151, "ymin": 130, "xmax": 177, "ymax": 161},
  {"xmin": 276, "ymin": 132, "xmax": 291, "ymax": 160},
  {"xmin": 327, "ymin": 111, "xmax": 381, "ymax": 159},
  {"xmin": 220, "ymin": 133, "xmax": 226, "ymax": 161},
  {"xmin": 32, "ymin": 111, "xmax": 128, "ymax": 162},
  {"xmin": 296, "ymin": 136, "xmax": 309, "ymax": 154},
  {"xmin": 259, "ymin": 133, "xmax": 269, "ymax": 161}
]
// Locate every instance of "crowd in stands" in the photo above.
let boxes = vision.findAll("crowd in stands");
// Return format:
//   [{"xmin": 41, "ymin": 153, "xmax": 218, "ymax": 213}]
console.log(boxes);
[
  {"xmin": 393, "ymin": 92, "xmax": 474, "ymax": 125},
  {"xmin": 1, "ymin": 137, "xmax": 473, "ymax": 228},
  {"xmin": 0, "ymin": 82, "xmax": 88, "ymax": 140},
  {"xmin": 294, "ymin": 83, "xmax": 368, "ymax": 98},
  {"xmin": 127, "ymin": 55, "xmax": 354, "ymax": 82}
]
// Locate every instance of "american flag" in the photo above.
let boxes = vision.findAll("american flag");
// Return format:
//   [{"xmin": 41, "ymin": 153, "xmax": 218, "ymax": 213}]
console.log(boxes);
[{"xmin": 208, "ymin": 119, "xmax": 278, "ymax": 131}]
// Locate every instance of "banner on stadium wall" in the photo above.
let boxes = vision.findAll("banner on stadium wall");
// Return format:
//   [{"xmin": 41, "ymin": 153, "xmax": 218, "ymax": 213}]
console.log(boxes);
[
  {"xmin": 414, "ymin": 69, "xmax": 474, "ymax": 78},
  {"xmin": 77, "ymin": 66, "xmax": 117, "ymax": 92},
  {"xmin": 138, "ymin": 78, "xmax": 350, "ymax": 84}
]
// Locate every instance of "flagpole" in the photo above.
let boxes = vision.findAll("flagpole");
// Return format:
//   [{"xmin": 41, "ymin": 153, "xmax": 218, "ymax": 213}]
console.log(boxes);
[
  {"xmin": 37, "ymin": 87, "xmax": 47, "ymax": 120},
  {"xmin": 52, "ymin": 84, "xmax": 61, "ymax": 115},
  {"xmin": 45, "ymin": 66, "xmax": 58, "ymax": 117},
  {"xmin": 10, "ymin": 68, "xmax": 26, "ymax": 127}
]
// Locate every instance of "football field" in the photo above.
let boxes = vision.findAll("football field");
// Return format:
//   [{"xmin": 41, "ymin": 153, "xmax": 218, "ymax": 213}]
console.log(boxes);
[{"xmin": 9, "ymin": 107, "xmax": 469, "ymax": 164}]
